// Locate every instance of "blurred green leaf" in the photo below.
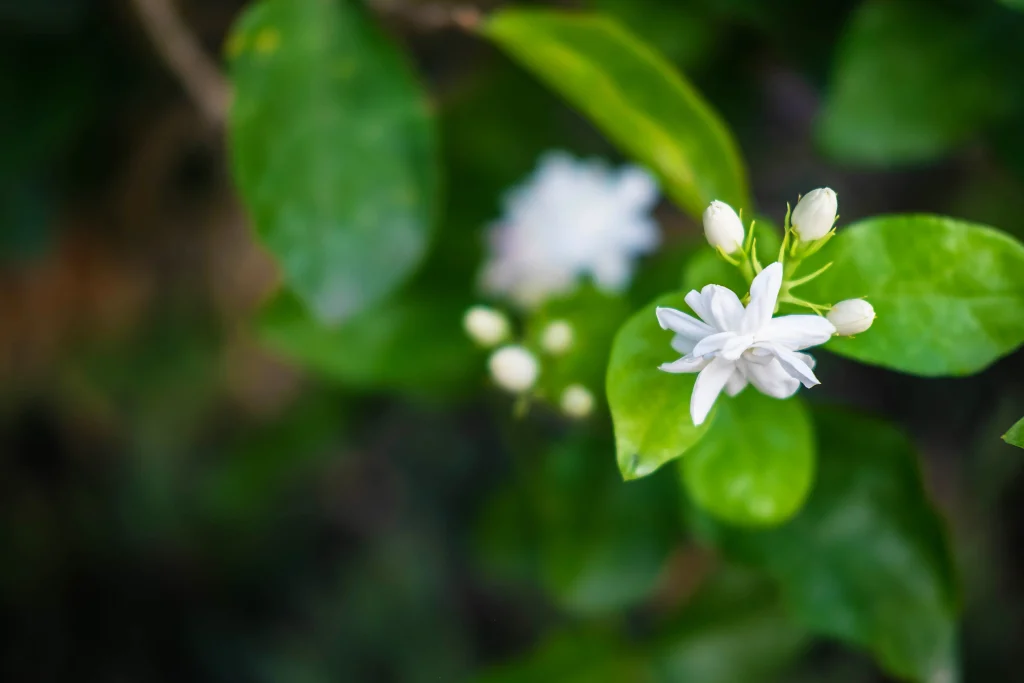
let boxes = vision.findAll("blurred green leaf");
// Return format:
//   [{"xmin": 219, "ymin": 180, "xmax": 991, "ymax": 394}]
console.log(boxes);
[
  {"xmin": 817, "ymin": 0, "xmax": 1007, "ymax": 165},
  {"xmin": 526, "ymin": 288, "xmax": 631, "ymax": 405},
  {"xmin": 591, "ymin": 0, "xmax": 718, "ymax": 68},
  {"xmin": 482, "ymin": 9, "xmax": 749, "ymax": 219},
  {"xmin": 257, "ymin": 286, "xmax": 476, "ymax": 397},
  {"xmin": 475, "ymin": 570, "xmax": 806, "ymax": 683},
  {"xmin": 681, "ymin": 392, "xmax": 815, "ymax": 527},
  {"xmin": 690, "ymin": 409, "xmax": 959, "ymax": 682},
  {"xmin": 1004, "ymin": 416, "xmax": 1024, "ymax": 448},
  {"xmin": 476, "ymin": 432, "xmax": 680, "ymax": 614},
  {"xmin": 607, "ymin": 292, "xmax": 712, "ymax": 480},
  {"xmin": 228, "ymin": 0, "xmax": 437, "ymax": 324},
  {"xmin": 802, "ymin": 214, "xmax": 1024, "ymax": 376}
]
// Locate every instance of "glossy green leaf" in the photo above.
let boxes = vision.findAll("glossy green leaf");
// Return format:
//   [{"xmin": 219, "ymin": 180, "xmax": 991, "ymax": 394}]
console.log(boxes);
[
  {"xmin": 1004, "ymin": 417, "xmax": 1024, "ymax": 449},
  {"xmin": 257, "ymin": 287, "xmax": 476, "ymax": 396},
  {"xmin": 607, "ymin": 293, "xmax": 712, "ymax": 480},
  {"xmin": 681, "ymin": 392, "xmax": 815, "ymax": 527},
  {"xmin": 817, "ymin": 0, "xmax": 1006, "ymax": 165},
  {"xmin": 689, "ymin": 409, "xmax": 959, "ymax": 682},
  {"xmin": 801, "ymin": 214, "xmax": 1024, "ymax": 376},
  {"xmin": 475, "ymin": 433, "xmax": 680, "ymax": 614},
  {"xmin": 482, "ymin": 9, "xmax": 749, "ymax": 218},
  {"xmin": 228, "ymin": 0, "xmax": 437, "ymax": 323}
]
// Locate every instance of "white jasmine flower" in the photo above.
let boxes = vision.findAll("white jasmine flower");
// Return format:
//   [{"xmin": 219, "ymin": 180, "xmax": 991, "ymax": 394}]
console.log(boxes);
[
  {"xmin": 827, "ymin": 298, "xmax": 875, "ymax": 336},
  {"xmin": 791, "ymin": 187, "xmax": 838, "ymax": 241},
  {"xmin": 488, "ymin": 345, "xmax": 539, "ymax": 393},
  {"xmin": 540, "ymin": 320, "xmax": 574, "ymax": 355},
  {"xmin": 702, "ymin": 200, "xmax": 745, "ymax": 253},
  {"xmin": 560, "ymin": 384, "xmax": 594, "ymax": 418},
  {"xmin": 480, "ymin": 151, "xmax": 660, "ymax": 308},
  {"xmin": 656, "ymin": 262, "xmax": 835, "ymax": 426},
  {"xmin": 463, "ymin": 306, "xmax": 510, "ymax": 347}
]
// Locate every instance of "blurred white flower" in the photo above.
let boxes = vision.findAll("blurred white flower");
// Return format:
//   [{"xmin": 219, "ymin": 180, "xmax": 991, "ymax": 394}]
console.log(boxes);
[
  {"xmin": 791, "ymin": 187, "xmax": 838, "ymax": 242},
  {"xmin": 657, "ymin": 262, "xmax": 835, "ymax": 426},
  {"xmin": 702, "ymin": 200, "xmax": 745, "ymax": 253},
  {"xmin": 827, "ymin": 298, "xmax": 875, "ymax": 336},
  {"xmin": 540, "ymin": 320, "xmax": 574, "ymax": 355},
  {"xmin": 560, "ymin": 384, "xmax": 594, "ymax": 418},
  {"xmin": 480, "ymin": 151, "xmax": 660, "ymax": 308},
  {"xmin": 463, "ymin": 305, "xmax": 510, "ymax": 347},
  {"xmin": 488, "ymin": 345, "xmax": 539, "ymax": 393}
]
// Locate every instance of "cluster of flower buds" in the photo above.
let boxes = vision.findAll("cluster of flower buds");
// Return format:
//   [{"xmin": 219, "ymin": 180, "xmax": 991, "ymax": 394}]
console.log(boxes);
[
  {"xmin": 462, "ymin": 306, "xmax": 595, "ymax": 419},
  {"xmin": 701, "ymin": 188, "xmax": 874, "ymax": 337}
]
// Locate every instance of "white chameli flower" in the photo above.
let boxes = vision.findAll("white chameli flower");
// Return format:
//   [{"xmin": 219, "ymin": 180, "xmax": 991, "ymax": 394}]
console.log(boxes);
[
  {"xmin": 480, "ymin": 151, "xmax": 660, "ymax": 308},
  {"xmin": 827, "ymin": 298, "xmax": 875, "ymax": 336},
  {"xmin": 463, "ymin": 306, "xmax": 510, "ymax": 347},
  {"xmin": 702, "ymin": 200, "xmax": 745, "ymax": 253},
  {"xmin": 791, "ymin": 187, "xmax": 838, "ymax": 242},
  {"xmin": 656, "ymin": 262, "xmax": 836, "ymax": 426},
  {"xmin": 488, "ymin": 345, "xmax": 539, "ymax": 393},
  {"xmin": 560, "ymin": 384, "xmax": 594, "ymax": 418},
  {"xmin": 540, "ymin": 320, "xmax": 574, "ymax": 355}
]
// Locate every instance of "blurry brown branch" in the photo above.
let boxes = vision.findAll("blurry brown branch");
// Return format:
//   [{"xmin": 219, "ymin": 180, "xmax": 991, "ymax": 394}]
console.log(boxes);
[
  {"xmin": 130, "ymin": 0, "xmax": 231, "ymax": 126},
  {"xmin": 369, "ymin": 0, "xmax": 483, "ymax": 31}
]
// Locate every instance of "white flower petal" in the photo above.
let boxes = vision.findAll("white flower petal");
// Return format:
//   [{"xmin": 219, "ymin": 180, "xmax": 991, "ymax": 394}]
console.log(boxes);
[
  {"xmin": 741, "ymin": 262, "xmax": 783, "ymax": 334},
  {"xmin": 656, "ymin": 307, "xmax": 715, "ymax": 340},
  {"xmin": 691, "ymin": 356, "xmax": 735, "ymax": 426},
  {"xmin": 759, "ymin": 315, "xmax": 836, "ymax": 349},
  {"xmin": 659, "ymin": 355, "xmax": 709, "ymax": 374},
  {"xmin": 725, "ymin": 370, "xmax": 748, "ymax": 397},
  {"xmin": 759, "ymin": 342, "xmax": 820, "ymax": 388},
  {"xmin": 684, "ymin": 289, "xmax": 711, "ymax": 324},
  {"xmin": 740, "ymin": 357, "xmax": 801, "ymax": 399},
  {"xmin": 796, "ymin": 352, "xmax": 816, "ymax": 370},
  {"xmin": 671, "ymin": 334, "xmax": 696, "ymax": 355},
  {"xmin": 720, "ymin": 334, "xmax": 755, "ymax": 361},
  {"xmin": 703, "ymin": 285, "xmax": 745, "ymax": 331},
  {"xmin": 691, "ymin": 331, "xmax": 736, "ymax": 358}
]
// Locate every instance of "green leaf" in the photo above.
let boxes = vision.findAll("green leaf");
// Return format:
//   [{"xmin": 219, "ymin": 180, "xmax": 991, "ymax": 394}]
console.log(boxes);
[
  {"xmin": 482, "ymin": 9, "xmax": 749, "ymax": 218},
  {"xmin": 817, "ymin": 0, "xmax": 1007, "ymax": 165},
  {"xmin": 689, "ymin": 409, "xmax": 959, "ymax": 682},
  {"xmin": 801, "ymin": 214, "xmax": 1024, "ymax": 376},
  {"xmin": 474, "ymin": 630, "xmax": 645, "ymax": 683},
  {"xmin": 227, "ymin": 0, "xmax": 438, "ymax": 324},
  {"xmin": 681, "ymin": 392, "xmax": 815, "ymax": 527},
  {"xmin": 257, "ymin": 287, "xmax": 476, "ymax": 397},
  {"xmin": 475, "ymin": 433, "xmax": 680, "ymax": 614},
  {"xmin": 607, "ymin": 293, "xmax": 712, "ymax": 480},
  {"xmin": 1004, "ymin": 416, "xmax": 1024, "ymax": 448}
]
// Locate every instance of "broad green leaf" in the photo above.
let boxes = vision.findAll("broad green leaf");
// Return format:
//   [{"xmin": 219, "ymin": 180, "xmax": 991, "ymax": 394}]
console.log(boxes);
[
  {"xmin": 801, "ymin": 214, "xmax": 1024, "ymax": 376},
  {"xmin": 228, "ymin": 0, "xmax": 437, "ymax": 323},
  {"xmin": 681, "ymin": 392, "xmax": 815, "ymax": 527},
  {"xmin": 689, "ymin": 409, "xmax": 958, "ymax": 682},
  {"xmin": 475, "ymin": 630, "xmax": 646, "ymax": 683},
  {"xmin": 607, "ymin": 293, "xmax": 712, "ymax": 480},
  {"xmin": 1004, "ymin": 417, "xmax": 1024, "ymax": 448},
  {"xmin": 257, "ymin": 287, "xmax": 476, "ymax": 396},
  {"xmin": 475, "ymin": 433, "xmax": 680, "ymax": 614},
  {"xmin": 482, "ymin": 9, "xmax": 749, "ymax": 218},
  {"xmin": 817, "ymin": 0, "xmax": 1006, "ymax": 165}
]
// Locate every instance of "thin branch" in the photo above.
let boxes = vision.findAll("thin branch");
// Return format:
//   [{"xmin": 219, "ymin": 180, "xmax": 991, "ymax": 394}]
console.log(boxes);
[{"xmin": 130, "ymin": 0, "xmax": 231, "ymax": 126}]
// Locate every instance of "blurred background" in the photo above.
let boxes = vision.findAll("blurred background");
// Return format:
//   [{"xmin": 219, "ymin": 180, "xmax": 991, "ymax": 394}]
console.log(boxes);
[{"xmin": 2, "ymin": 0, "xmax": 1024, "ymax": 680}]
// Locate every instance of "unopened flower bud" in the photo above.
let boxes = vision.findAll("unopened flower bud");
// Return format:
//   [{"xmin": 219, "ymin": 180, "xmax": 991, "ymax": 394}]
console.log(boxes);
[
  {"xmin": 541, "ymin": 320, "xmax": 574, "ymax": 355},
  {"xmin": 488, "ymin": 345, "xmax": 539, "ymax": 393},
  {"xmin": 791, "ymin": 188, "xmax": 837, "ymax": 241},
  {"xmin": 702, "ymin": 200, "xmax": 745, "ymax": 254},
  {"xmin": 827, "ymin": 299, "xmax": 875, "ymax": 336},
  {"xmin": 560, "ymin": 384, "xmax": 594, "ymax": 418},
  {"xmin": 463, "ymin": 306, "xmax": 510, "ymax": 347}
]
